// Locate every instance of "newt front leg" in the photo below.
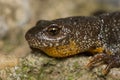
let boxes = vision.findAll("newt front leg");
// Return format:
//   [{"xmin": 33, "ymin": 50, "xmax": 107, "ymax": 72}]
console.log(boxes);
[{"xmin": 87, "ymin": 52, "xmax": 120, "ymax": 74}]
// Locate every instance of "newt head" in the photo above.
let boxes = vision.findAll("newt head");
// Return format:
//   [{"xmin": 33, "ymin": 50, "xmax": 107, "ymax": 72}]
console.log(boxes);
[
  {"xmin": 25, "ymin": 17, "xmax": 102, "ymax": 57},
  {"xmin": 25, "ymin": 20, "xmax": 80, "ymax": 57}
]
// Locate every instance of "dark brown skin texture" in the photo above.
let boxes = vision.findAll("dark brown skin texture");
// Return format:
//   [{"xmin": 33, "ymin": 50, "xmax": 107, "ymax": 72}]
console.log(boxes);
[{"xmin": 25, "ymin": 12, "xmax": 120, "ymax": 74}]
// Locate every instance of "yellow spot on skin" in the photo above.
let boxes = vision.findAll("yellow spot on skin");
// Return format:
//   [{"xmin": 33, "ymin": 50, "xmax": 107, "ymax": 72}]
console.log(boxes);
[
  {"xmin": 89, "ymin": 47, "xmax": 112, "ymax": 55},
  {"xmin": 88, "ymin": 41, "xmax": 106, "ymax": 54},
  {"xmin": 40, "ymin": 41, "xmax": 80, "ymax": 57},
  {"xmin": 89, "ymin": 47, "xmax": 104, "ymax": 54}
]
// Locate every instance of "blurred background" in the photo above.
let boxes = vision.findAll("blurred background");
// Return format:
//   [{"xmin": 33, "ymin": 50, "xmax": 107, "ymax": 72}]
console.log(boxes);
[
  {"xmin": 0, "ymin": 0, "xmax": 120, "ymax": 62},
  {"xmin": 0, "ymin": 0, "xmax": 120, "ymax": 80}
]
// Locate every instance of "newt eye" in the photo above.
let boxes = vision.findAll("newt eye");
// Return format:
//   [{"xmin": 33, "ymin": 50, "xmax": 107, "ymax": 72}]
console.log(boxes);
[{"xmin": 47, "ymin": 24, "xmax": 61, "ymax": 36}]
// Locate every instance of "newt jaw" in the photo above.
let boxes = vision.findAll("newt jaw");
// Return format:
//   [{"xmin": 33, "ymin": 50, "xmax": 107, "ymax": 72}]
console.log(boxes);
[{"xmin": 40, "ymin": 41, "xmax": 80, "ymax": 57}]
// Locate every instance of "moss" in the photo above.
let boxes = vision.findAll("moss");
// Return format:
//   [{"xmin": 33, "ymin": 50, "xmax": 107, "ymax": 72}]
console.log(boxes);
[{"xmin": 0, "ymin": 52, "xmax": 120, "ymax": 80}]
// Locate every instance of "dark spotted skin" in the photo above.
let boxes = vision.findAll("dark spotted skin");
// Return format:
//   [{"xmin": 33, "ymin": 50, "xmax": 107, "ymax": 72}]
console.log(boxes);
[{"xmin": 25, "ymin": 12, "xmax": 120, "ymax": 74}]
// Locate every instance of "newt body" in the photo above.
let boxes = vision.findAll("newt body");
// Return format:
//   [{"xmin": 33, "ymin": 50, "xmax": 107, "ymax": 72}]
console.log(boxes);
[{"xmin": 25, "ymin": 12, "xmax": 120, "ymax": 74}]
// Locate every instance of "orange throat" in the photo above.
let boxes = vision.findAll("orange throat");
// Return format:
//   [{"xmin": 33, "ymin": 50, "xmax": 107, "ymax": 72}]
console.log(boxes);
[{"xmin": 40, "ymin": 41, "xmax": 80, "ymax": 57}]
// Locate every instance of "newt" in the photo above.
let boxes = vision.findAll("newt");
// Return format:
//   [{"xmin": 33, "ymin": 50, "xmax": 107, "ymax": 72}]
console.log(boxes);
[{"xmin": 25, "ymin": 12, "xmax": 120, "ymax": 74}]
